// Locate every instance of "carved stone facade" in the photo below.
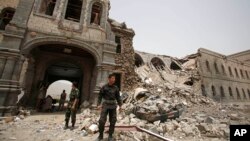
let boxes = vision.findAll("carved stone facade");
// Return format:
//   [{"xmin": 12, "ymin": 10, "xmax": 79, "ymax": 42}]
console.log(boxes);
[{"xmin": 0, "ymin": 0, "xmax": 137, "ymax": 107}]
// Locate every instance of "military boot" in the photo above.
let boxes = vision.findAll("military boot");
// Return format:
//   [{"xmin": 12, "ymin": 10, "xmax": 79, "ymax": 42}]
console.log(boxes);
[
  {"xmin": 64, "ymin": 121, "xmax": 69, "ymax": 129},
  {"xmin": 95, "ymin": 133, "xmax": 103, "ymax": 141},
  {"xmin": 108, "ymin": 134, "xmax": 113, "ymax": 141}
]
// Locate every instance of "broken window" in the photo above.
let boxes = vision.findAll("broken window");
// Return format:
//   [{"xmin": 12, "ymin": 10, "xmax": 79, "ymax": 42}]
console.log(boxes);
[
  {"xmin": 114, "ymin": 73, "xmax": 121, "ymax": 90},
  {"xmin": 240, "ymin": 69, "xmax": 244, "ymax": 79},
  {"xmin": 235, "ymin": 68, "xmax": 239, "ymax": 78},
  {"xmin": 170, "ymin": 61, "xmax": 181, "ymax": 70},
  {"xmin": 236, "ymin": 88, "xmax": 240, "ymax": 100},
  {"xmin": 39, "ymin": 0, "xmax": 57, "ymax": 16},
  {"xmin": 211, "ymin": 85, "xmax": 216, "ymax": 96},
  {"xmin": 201, "ymin": 85, "xmax": 206, "ymax": 96},
  {"xmin": 90, "ymin": 2, "xmax": 102, "ymax": 25},
  {"xmin": 65, "ymin": 0, "xmax": 83, "ymax": 22},
  {"xmin": 221, "ymin": 65, "xmax": 226, "ymax": 75},
  {"xmin": 0, "ymin": 8, "xmax": 15, "ymax": 30},
  {"xmin": 242, "ymin": 89, "xmax": 246, "ymax": 99},
  {"xmin": 206, "ymin": 60, "xmax": 210, "ymax": 72},
  {"xmin": 228, "ymin": 87, "xmax": 233, "ymax": 98},
  {"xmin": 220, "ymin": 86, "xmax": 225, "ymax": 98},
  {"xmin": 245, "ymin": 70, "xmax": 249, "ymax": 79},
  {"xmin": 135, "ymin": 53, "xmax": 144, "ymax": 67},
  {"xmin": 214, "ymin": 62, "xmax": 219, "ymax": 74},
  {"xmin": 151, "ymin": 57, "xmax": 165, "ymax": 70},
  {"xmin": 228, "ymin": 67, "xmax": 233, "ymax": 77},
  {"xmin": 115, "ymin": 36, "xmax": 121, "ymax": 53}
]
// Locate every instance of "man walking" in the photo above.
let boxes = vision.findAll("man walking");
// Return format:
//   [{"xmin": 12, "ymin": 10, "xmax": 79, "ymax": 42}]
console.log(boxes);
[
  {"xmin": 96, "ymin": 74, "xmax": 122, "ymax": 141},
  {"xmin": 64, "ymin": 82, "xmax": 79, "ymax": 129}
]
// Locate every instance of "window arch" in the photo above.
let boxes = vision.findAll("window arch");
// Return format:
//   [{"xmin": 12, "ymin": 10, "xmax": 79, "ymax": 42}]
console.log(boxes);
[
  {"xmin": 0, "ymin": 7, "xmax": 15, "ymax": 30},
  {"xmin": 206, "ymin": 60, "xmax": 210, "ymax": 72},
  {"xmin": 214, "ymin": 62, "xmax": 219, "ymax": 73},
  {"xmin": 228, "ymin": 66, "xmax": 233, "ymax": 77},
  {"xmin": 228, "ymin": 87, "xmax": 233, "ymax": 98},
  {"xmin": 240, "ymin": 69, "xmax": 244, "ymax": 79},
  {"xmin": 212, "ymin": 85, "xmax": 216, "ymax": 96},
  {"xmin": 221, "ymin": 64, "xmax": 226, "ymax": 75},
  {"xmin": 220, "ymin": 86, "xmax": 225, "ymax": 98},
  {"xmin": 246, "ymin": 70, "xmax": 249, "ymax": 79},
  {"xmin": 151, "ymin": 57, "xmax": 165, "ymax": 70},
  {"xmin": 235, "ymin": 68, "xmax": 239, "ymax": 78},
  {"xmin": 242, "ymin": 89, "xmax": 246, "ymax": 99},
  {"xmin": 90, "ymin": 2, "xmax": 102, "ymax": 25},
  {"xmin": 236, "ymin": 87, "xmax": 240, "ymax": 100}
]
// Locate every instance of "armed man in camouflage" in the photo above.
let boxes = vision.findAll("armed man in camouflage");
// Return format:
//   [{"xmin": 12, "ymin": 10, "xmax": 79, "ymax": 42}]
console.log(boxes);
[
  {"xmin": 64, "ymin": 82, "xmax": 79, "ymax": 129},
  {"xmin": 96, "ymin": 73, "xmax": 123, "ymax": 141}
]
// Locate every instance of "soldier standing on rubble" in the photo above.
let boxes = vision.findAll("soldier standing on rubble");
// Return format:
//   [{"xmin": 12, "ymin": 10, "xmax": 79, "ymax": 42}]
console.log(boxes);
[
  {"xmin": 96, "ymin": 73, "xmax": 123, "ymax": 141},
  {"xmin": 64, "ymin": 82, "xmax": 79, "ymax": 129}
]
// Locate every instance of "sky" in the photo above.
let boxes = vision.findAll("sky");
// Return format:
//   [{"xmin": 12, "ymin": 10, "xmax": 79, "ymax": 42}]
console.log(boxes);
[{"xmin": 109, "ymin": 0, "xmax": 250, "ymax": 58}]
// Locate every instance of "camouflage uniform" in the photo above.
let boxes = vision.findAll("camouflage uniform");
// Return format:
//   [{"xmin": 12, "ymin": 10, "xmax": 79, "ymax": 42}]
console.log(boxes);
[
  {"xmin": 65, "ymin": 88, "xmax": 79, "ymax": 127},
  {"xmin": 97, "ymin": 84, "xmax": 122, "ymax": 137}
]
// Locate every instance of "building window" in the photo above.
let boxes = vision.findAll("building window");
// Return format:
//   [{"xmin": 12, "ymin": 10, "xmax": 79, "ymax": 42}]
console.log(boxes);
[
  {"xmin": 90, "ymin": 2, "xmax": 102, "ymax": 25},
  {"xmin": 115, "ymin": 36, "xmax": 121, "ymax": 53},
  {"xmin": 235, "ymin": 68, "xmax": 239, "ymax": 78},
  {"xmin": 206, "ymin": 61, "xmax": 210, "ymax": 72},
  {"xmin": 201, "ymin": 84, "xmax": 206, "ymax": 96},
  {"xmin": 65, "ymin": 0, "xmax": 83, "ymax": 22},
  {"xmin": 228, "ymin": 67, "xmax": 233, "ymax": 77},
  {"xmin": 214, "ymin": 62, "xmax": 219, "ymax": 73},
  {"xmin": 245, "ymin": 70, "xmax": 249, "ymax": 79},
  {"xmin": 220, "ymin": 86, "xmax": 225, "ymax": 98},
  {"xmin": 39, "ymin": 0, "xmax": 57, "ymax": 16},
  {"xmin": 242, "ymin": 89, "xmax": 246, "ymax": 99},
  {"xmin": 248, "ymin": 89, "xmax": 250, "ymax": 99},
  {"xmin": 221, "ymin": 65, "xmax": 226, "ymax": 75},
  {"xmin": 236, "ymin": 87, "xmax": 240, "ymax": 100},
  {"xmin": 240, "ymin": 69, "xmax": 244, "ymax": 79},
  {"xmin": 0, "ymin": 8, "xmax": 15, "ymax": 30},
  {"xmin": 228, "ymin": 87, "xmax": 233, "ymax": 98},
  {"xmin": 212, "ymin": 85, "xmax": 216, "ymax": 96}
]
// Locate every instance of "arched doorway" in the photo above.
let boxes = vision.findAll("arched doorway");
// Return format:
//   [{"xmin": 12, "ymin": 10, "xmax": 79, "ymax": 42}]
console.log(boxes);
[
  {"xmin": 46, "ymin": 80, "xmax": 72, "ymax": 101},
  {"xmin": 22, "ymin": 42, "xmax": 98, "ymax": 107}
]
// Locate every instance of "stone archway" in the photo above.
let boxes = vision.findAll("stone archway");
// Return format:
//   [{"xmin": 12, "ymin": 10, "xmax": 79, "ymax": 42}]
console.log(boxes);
[
  {"xmin": 20, "ymin": 39, "xmax": 100, "ymax": 107},
  {"xmin": 135, "ymin": 53, "xmax": 144, "ymax": 67},
  {"xmin": 151, "ymin": 57, "xmax": 165, "ymax": 70}
]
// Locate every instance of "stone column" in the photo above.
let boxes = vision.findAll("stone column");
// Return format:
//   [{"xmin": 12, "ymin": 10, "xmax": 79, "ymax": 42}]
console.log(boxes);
[{"xmin": 1, "ymin": 58, "xmax": 16, "ymax": 80}]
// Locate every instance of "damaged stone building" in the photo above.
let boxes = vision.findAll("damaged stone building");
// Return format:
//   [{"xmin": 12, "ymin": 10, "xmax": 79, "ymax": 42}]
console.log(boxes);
[
  {"xmin": 0, "ymin": 0, "xmax": 137, "ymax": 107},
  {"xmin": 0, "ymin": 0, "xmax": 249, "ymax": 108},
  {"xmin": 134, "ymin": 49, "xmax": 250, "ymax": 105}
]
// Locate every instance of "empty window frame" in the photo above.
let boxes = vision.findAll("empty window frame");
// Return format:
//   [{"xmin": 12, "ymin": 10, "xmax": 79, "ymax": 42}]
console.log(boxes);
[
  {"xmin": 228, "ymin": 87, "xmax": 233, "ymax": 98},
  {"xmin": 236, "ymin": 87, "xmax": 241, "ymax": 100},
  {"xmin": 90, "ymin": 2, "xmax": 102, "ymax": 25},
  {"xmin": 206, "ymin": 61, "xmax": 210, "ymax": 72},
  {"xmin": 0, "ymin": 8, "xmax": 15, "ymax": 30},
  {"xmin": 39, "ymin": 0, "xmax": 57, "ymax": 16},
  {"xmin": 65, "ymin": 0, "xmax": 83, "ymax": 22},
  {"xmin": 115, "ymin": 36, "xmax": 121, "ymax": 53},
  {"xmin": 235, "ymin": 68, "xmax": 239, "ymax": 78},
  {"xmin": 212, "ymin": 85, "xmax": 216, "ymax": 96}
]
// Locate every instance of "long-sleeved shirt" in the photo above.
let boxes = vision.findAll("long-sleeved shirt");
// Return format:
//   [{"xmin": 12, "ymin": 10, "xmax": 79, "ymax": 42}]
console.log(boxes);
[{"xmin": 97, "ymin": 84, "xmax": 122, "ymax": 107}]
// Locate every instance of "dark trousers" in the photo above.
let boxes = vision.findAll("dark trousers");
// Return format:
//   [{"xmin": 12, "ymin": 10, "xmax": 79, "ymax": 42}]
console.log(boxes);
[
  {"xmin": 65, "ymin": 106, "xmax": 76, "ymax": 125},
  {"xmin": 98, "ymin": 105, "xmax": 117, "ymax": 135}
]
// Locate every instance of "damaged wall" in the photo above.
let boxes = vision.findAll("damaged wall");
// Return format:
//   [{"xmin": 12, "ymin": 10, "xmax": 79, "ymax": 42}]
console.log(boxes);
[{"xmin": 197, "ymin": 48, "xmax": 250, "ymax": 104}]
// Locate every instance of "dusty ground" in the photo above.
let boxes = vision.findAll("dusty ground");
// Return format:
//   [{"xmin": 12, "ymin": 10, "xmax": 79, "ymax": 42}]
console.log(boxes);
[{"xmin": 0, "ymin": 112, "xmax": 100, "ymax": 141}]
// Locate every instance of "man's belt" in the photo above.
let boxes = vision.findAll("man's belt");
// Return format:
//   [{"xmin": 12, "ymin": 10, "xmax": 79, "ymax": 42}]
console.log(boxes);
[{"xmin": 103, "ymin": 99, "xmax": 117, "ymax": 104}]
